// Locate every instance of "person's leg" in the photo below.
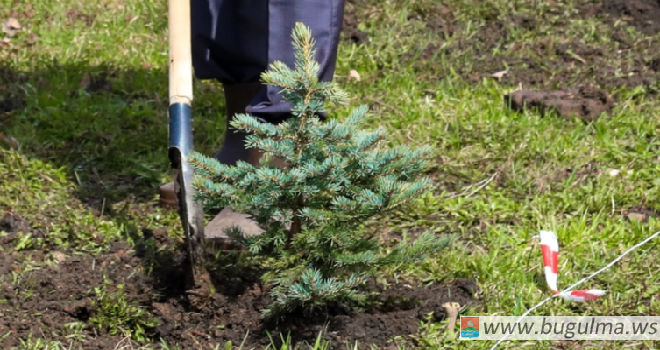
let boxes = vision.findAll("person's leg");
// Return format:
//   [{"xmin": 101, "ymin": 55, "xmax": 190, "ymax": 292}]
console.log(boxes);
[
  {"xmin": 160, "ymin": 0, "xmax": 269, "ymax": 209},
  {"xmin": 211, "ymin": 0, "xmax": 345, "ymax": 171},
  {"xmin": 245, "ymin": 0, "xmax": 346, "ymax": 124},
  {"xmin": 190, "ymin": 0, "xmax": 270, "ymax": 167},
  {"xmin": 191, "ymin": 0, "xmax": 344, "ymax": 151},
  {"xmin": 161, "ymin": 0, "xmax": 345, "ymax": 243},
  {"xmin": 213, "ymin": 83, "xmax": 263, "ymax": 166}
]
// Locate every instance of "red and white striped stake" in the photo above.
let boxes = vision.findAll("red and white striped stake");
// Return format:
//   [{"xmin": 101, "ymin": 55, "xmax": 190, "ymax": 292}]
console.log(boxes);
[{"xmin": 537, "ymin": 230, "xmax": 606, "ymax": 301}]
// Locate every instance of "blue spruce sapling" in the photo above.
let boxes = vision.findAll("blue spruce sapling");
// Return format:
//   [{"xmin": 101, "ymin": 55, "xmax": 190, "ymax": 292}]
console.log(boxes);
[{"xmin": 190, "ymin": 23, "xmax": 452, "ymax": 318}]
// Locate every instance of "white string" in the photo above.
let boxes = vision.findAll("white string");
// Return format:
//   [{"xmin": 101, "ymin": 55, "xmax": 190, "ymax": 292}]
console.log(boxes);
[{"xmin": 488, "ymin": 228, "xmax": 660, "ymax": 350}]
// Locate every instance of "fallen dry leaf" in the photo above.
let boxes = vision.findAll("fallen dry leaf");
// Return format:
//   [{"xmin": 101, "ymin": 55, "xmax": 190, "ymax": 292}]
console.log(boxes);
[
  {"xmin": 492, "ymin": 70, "xmax": 507, "ymax": 80},
  {"xmin": 2, "ymin": 18, "xmax": 21, "ymax": 37},
  {"xmin": 349, "ymin": 69, "xmax": 361, "ymax": 82}
]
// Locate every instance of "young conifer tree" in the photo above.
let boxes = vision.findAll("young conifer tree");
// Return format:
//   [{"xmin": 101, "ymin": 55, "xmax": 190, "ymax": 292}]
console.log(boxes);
[{"xmin": 190, "ymin": 23, "xmax": 452, "ymax": 318}]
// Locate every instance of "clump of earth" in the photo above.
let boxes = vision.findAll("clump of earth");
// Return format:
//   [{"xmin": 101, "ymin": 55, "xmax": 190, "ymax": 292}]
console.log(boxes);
[{"xmin": 505, "ymin": 86, "xmax": 615, "ymax": 121}]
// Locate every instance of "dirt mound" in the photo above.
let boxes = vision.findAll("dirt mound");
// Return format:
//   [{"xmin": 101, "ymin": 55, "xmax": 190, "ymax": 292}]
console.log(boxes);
[
  {"xmin": 0, "ymin": 226, "xmax": 476, "ymax": 349},
  {"xmin": 0, "ymin": 243, "xmax": 151, "ymax": 350},
  {"xmin": 505, "ymin": 86, "xmax": 615, "ymax": 121},
  {"xmin": 600, "ymin": 0, "xmax": 660, "ymax": 34},
  {"xmin": 157, "ymin": 274, "xmax": 476, "ymax": 349}
]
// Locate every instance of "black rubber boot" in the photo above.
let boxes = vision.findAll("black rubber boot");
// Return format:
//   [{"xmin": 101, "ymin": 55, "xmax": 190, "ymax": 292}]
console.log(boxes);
[{"xmin": 205, "ymin": 82, "xmax": 268, "ymax": 249}]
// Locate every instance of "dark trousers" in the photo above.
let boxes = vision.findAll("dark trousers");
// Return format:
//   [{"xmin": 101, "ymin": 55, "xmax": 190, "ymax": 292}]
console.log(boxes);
[{"xmin": 191, "ymin": 0, "xmax": 345, "ymax": 123}]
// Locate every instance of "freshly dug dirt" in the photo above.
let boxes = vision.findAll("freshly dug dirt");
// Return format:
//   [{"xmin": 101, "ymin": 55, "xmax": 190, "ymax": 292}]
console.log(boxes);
[
  {"xmin": 504, "ymin": 86, "xmax": 615, "ymax": 121},
  {"xmin": 0, "ymin": 242, "xmax": 154, "ymax": 350},
  {"xmin": 0, "ymin": 225, "xmax": 476, "ymax": 349}
]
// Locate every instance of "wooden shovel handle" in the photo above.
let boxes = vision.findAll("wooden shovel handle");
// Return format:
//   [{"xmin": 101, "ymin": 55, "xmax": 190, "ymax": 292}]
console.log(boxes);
[{"xmin": 168, "ymin": 0, "xmax": 194, "ymax": 105}]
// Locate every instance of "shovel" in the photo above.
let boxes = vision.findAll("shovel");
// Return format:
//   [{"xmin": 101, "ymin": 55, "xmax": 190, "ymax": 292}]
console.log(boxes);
[{"xmin": 167, "ymin": 0, "xmax": 207, "ymax": 289}]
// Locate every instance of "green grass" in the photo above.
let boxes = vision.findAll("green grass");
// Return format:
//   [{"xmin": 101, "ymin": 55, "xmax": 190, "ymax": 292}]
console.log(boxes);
[{"xmin": 2, "ymin": 0, "xmax": 660, "ymax": 348}]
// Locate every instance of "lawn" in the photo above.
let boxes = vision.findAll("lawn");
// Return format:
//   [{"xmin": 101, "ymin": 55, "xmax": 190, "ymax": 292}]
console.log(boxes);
[{"xmin": 2, "ymin": 0, "xmax": 660, "ymax": 349}]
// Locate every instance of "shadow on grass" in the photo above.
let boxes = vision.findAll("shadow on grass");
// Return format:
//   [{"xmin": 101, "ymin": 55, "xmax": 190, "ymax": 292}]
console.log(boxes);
[
  {"xmin": 1, "ymin": 61, "xmax": 228, "ymax": 213},
  {"xmin": 1, "ymin": 61, "xmax": 259, "ymax": 306},
  {"xmin": 135, "ymin": 228, "xmax": 264, "ymax": 303}
]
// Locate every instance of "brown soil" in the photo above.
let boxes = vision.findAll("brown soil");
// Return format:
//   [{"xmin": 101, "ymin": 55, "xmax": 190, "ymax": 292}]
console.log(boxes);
[{"xmin": 0, "ymin": 213, "xmax": 476, "ymax": 349}]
